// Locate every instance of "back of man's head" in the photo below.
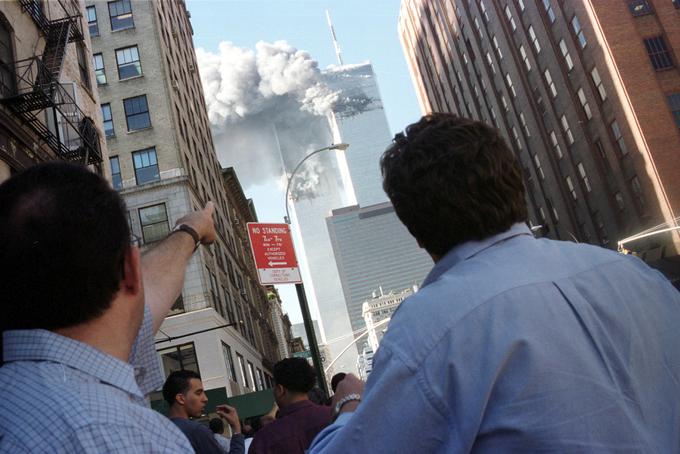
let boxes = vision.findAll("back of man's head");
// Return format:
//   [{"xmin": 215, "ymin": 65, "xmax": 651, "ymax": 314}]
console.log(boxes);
[
  {"xmin": 163, "ymin": 370, "xmax": 202, "ymax": 405},
  {"xmin": 209, "ymin": 417, "xmax": 224, "ymax": 434},
  {"xmin": 381, "ymin": 113, "xmax": 527, "ymax": 257},
  {"xmin": 273, "ymin": 357, "xmax": 316, "ymax": 394},
  {"xmin": 0, "ymin": 162, "xmax": 129, "ymax": 332}
]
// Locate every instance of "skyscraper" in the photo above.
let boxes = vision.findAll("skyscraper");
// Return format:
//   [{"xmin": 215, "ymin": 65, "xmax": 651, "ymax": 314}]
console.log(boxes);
[
  {"xmin": 326, "ymin": 202, "xmax": 432, "ymax": 337},
  {"xmin": 287, "ymin": 62, "xmax": 393, "ymax": 374},
  {"xmin": 87, "ymin": 0, "xmax": 280, "ymax": 403},
  {"xmin": 399, "ymin": 0, "xmax": 680, "ymax": 283}
]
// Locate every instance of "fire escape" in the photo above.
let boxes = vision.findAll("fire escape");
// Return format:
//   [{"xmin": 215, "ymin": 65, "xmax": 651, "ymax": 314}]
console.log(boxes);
[{"xmin": 0, "ymin": 0, "xmax": 101, "ymax": 165}]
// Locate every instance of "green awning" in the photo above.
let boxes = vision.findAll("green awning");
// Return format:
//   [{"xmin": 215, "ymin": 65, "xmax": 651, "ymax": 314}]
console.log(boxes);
[{"xmin": 151, "ymin": 387, "xmax": 275, "ymax": 420}]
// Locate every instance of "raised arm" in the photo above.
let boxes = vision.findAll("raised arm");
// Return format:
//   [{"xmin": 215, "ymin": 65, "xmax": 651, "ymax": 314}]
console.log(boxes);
[{"xmin": 142, "ymin": 202, "xmax": 217, "ymax": 333}]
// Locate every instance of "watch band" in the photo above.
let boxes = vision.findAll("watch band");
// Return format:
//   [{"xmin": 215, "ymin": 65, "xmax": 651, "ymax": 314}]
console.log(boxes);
[
  {"xmin": 172, "ymin": 224, "xmax": 201, "ymax": 251},
  {"xmin": 333, "ymin": 393, "xmax": 361, "ymax": 418}
]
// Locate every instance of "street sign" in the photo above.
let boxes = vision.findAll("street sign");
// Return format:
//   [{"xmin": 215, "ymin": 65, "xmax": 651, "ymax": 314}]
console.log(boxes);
[
  {"xmin": 247, "ymin": 222, "xmax": 302, "ymax": 285},
  {"xmin": 293, "ymin": 350, "xmax": 312, "ymax": 359}
]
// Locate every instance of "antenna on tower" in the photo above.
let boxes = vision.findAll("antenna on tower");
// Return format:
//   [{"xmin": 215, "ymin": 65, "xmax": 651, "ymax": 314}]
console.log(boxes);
[{"xmin": 326, "ymin": 10, "xmax": 344, "ymax": 66}]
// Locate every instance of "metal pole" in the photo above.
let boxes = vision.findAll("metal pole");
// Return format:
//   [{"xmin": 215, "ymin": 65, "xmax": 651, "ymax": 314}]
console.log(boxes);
[
  {"xmin": 296, "ymin": 282, "xmax": 329, "ymax": 397},
  {"xmin": 154, "ymin": 322, "xmax": 239, "ymax": 344}
]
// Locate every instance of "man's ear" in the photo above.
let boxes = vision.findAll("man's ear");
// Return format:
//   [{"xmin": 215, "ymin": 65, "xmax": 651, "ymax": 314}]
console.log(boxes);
[
  {"xmin": 121, "ymin": 246, "xmax": 142, "ymax": 296},
  {"xmin": 175, "ymin": 392, "xmax": 186, "ymax": 406}
]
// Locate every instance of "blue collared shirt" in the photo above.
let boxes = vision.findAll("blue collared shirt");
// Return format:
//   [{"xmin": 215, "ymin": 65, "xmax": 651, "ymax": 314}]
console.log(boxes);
[
  {"xmin": 310, "ymin": 223, "xmax": 680, "ymax": 452},
  {"xmin": 0, "ymin": 305, "xmax": 193, "ymax": 453}
]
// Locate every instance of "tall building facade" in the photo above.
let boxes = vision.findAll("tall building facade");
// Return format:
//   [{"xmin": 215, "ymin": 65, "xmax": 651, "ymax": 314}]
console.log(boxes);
[
  {"xmin": 399, "ymin": 0, "xmax": 680, "ymax": 282},
  {"xmin": 287, "ymin": 62, "xmax": 394, "ymax": 375},
  {"xmin": 326, "ymin": 202, "xmax": 432, "ymax": 337},
  {"xmin": 0, "ymin": 0, "xmax": 104, "ymax": 183},
  {"xmin": 86, "ymin": 0, "xmax": 279, "ymax": 405}
]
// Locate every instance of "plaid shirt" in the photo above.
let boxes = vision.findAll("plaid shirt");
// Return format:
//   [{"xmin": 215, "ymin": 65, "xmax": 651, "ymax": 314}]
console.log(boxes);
[{"xmin": 0, "ymin": 306, "xmax": 193, "ymax": 453}]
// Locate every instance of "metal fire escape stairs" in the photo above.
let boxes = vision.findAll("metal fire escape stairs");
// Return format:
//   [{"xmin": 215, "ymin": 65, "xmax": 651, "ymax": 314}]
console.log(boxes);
[{"xmin": 0, "ymin": 0, "xmax": 101, "ymax": 165}]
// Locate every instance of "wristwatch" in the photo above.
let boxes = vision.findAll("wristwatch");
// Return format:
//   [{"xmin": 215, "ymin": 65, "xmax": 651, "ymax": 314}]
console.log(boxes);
[
  {"xmin": 171, "ymin": 224, "xmax": 201, "ymax": 251},
  {"xmin": 333, "ymin": 393, "xmax": 361, "ymax": 418}
]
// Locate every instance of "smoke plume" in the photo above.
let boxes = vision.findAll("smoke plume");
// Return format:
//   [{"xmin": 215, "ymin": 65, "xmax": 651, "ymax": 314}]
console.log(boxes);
[{"xmin": 196, "ymin": 41, "xmax": 339, "ymax": 195}]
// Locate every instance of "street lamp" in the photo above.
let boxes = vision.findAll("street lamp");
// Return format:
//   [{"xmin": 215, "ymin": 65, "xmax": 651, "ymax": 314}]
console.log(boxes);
[
  {"xmin": 284, "ymin": 143, "xmax": 349, "ymax": 225},
  {"xmin": 283, "ymin": 142, "xmax": 349, "ymax": 396}
]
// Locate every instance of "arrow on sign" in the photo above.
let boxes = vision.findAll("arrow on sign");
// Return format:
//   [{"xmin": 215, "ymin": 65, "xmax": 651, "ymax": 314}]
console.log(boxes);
[{"xmin": 268, "ymin": 261, "xmax": 288, "ymax": 266}]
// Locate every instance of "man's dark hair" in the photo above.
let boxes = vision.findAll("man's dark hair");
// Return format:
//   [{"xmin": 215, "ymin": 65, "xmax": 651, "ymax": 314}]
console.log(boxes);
[
  {"xmin": 273, "ymin": 357, "xmax": 316, "ymax": 394},
  {"xmin": 0, "ymin": 162, "xmax": 130, "ymax": 332},
  {"xmin": 330, "ymin": 372, "xmax": 346, "ymax": 393},
  {"xmin": 209, "ymin": 417, "xmax": 224, "ymax": 434},
  {"xmin": 162, "ymin": 370, "xmax": 202, "ymax": 405},
  {"xmin": 381, "ymin": 113, "xmax": 527, "ymax": 256}
]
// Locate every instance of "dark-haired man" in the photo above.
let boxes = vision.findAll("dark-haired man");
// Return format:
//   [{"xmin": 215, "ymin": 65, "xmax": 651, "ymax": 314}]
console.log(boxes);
[
  {"xmin": 310, "ymin": 114, "xmax": 680, "ymax": 452},
  {"xmin": 249, "ymin": 357, "xmax": 331, "ymax": 454},
  {"xmin": 0, "ymin": 162, "xmax": 216, "ymax": 452},
  {"xmin": 163, "ymin": 370, "xmax": 244, "ymax": 453}
]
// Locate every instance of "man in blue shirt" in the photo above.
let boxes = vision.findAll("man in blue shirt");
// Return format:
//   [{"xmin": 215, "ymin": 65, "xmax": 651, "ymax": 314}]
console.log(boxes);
[
  {"xmin": 0, "ymin": 162, "xmax": 217, "ymax": 452},
  {"xmin": 310, "ymin": 114, "xmax": 680, "ymax": 452},
  {"xmin": 164, "ymin": 370, "xmax": 244, "ymax": 453}
]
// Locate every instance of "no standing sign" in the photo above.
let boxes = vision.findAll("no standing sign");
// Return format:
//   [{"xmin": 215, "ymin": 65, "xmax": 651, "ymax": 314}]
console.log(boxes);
[{"xmin": 247, "ymin": 222, "xmax": 302, "ymax": 285}]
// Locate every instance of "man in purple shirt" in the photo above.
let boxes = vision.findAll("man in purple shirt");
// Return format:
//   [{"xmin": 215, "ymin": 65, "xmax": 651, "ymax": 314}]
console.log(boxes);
[{"xmin": 249, "ymin": 358, "xmax": 331, "ymax": 454}]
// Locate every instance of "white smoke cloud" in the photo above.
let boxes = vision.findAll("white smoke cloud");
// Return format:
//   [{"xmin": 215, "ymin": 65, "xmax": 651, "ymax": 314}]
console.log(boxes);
[{"xmin": 196, "ymin": 41, "xmax": 340, "ymax": 196}]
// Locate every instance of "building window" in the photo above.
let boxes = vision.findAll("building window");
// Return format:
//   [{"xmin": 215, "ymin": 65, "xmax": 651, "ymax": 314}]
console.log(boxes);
[
  {"xmin": 590, "ymin": 67, "xmax": 607, "ymax": 101},
  {"xmin": 93, "ymin": 53, "xmax": 106, "ymax": 85},
  {"xmin": 520, "ymin": 112, "xmax": 530, "ymax": 137},
  {"xmin": 221, "ymin": 342, "xmax": 238, "ymax": 384},
  {"xmin": 505, "ymin": 5, "xmax": 517, "ymax": 31},
  {"xmin": 644, "ymin": 36, "xmax": 674, "ymax": 71},
  {"xmin": 256, "ymin": 368, "xmax": 265, "ymax": 390},
  {"xmin": 544, "ymin": 69, "xmax": 557, "ymax": 98},
  {"xmin": 0, "ymin": 20, "xmax": 15, "ymax": 98},
  {"xmin": 667, "ymin": 93, "xmax": 680, "ymax": 128},
  {"xmin": 610, "ymin": 120, "xmax": 628, "ymax": 156},
  {"xmin": 577, "ymin": 88, "xmax": 592, "ymax": 119},
  {"xmin": 485, "ymin": 51, "xmax": 496, "ymax": 74},
  {"xmin": 520, "ymin": 45, "xmax": 531, "ymax": 71},
  {"xmin": 474, "ymin": 17, "xmax": 483, "ymax": 38},
  {"xmin": 614, "ymin": 191, "xmax": 625, "ymax": 211},
  {"xmin": 493, "ymin": 35, "xmax": 503, "ymax": 59},
  {"xmin": 501, "ymin": 94, "xmax": 509, "ymax": 111},
  {"xmin": 159, "ymin": 343, "xmax": 199, "ymax": 377},
  {"xmin": 116, "ymin": 45, "xmax": 142, "ymax": 80},
  {"xmin": 627, "ymin": 0, "xmax": 653, "ymax": 15},
  {"xmin": 528, "ymin": 25, "xmax": 541, "ymax": 53},
  {"xmin": 593, "ymin": 211, "xmax": 608, "ymax": 245},
  {"xmin": 577, "ymin": 162, "xmax": 592, "ymax": 192},
  {"xmin": 561, "ymin": 115, "xmax": 575, "ymax": 145},
  {"xmin": 247, "ymin": 361, "xmax": 256, "ymax": 390},
  {"xmin": 630, "ymin": 175, "xmax": 646, "ymax": 211},
  {"xmin": 480, "ymin": 0, "xmax": 490, "ymax": 22},
  {"xmin": 132, "ymin": 147, "xmax": 159, "ymax": 185},
  {"xmin": 237, "ymin": 353, "xmax": 249, "ymax": 388},
  {"xmin": 76, "ymin": 42, "xmax": 91, "ymax": 91},
  {"xmin": 559, "ymin": 39, "xmax": 574, "ymax": 71},
  {"xmin": 124, "ymin": 95, "xmax": 151, "ymax": 131},
  {"xmin": 101, "ymin": 103, "xmax": 114, "ymax": 137},
  {"xmin": 566, "ymin": 176, "xmax": 577, "ymax": 201},
  {"xmin": 505, "ymin": 73, "xmax": 517, "ymax": 97},
  {"xmin": 550, "ymin": 130, "xmax": 563, "ymax": 158},
  {"xmin": 547, "ymin": 198, "xmax": 559, "ymax": 223},
  {"xmin": 517, "ymin": 0, "xmax": 525, "ymax": 11},
  {"xmin": 533, "ymin": 153, "xmax": 545, "ymax": 180},
  {"xmin": 108, "ymin": 0, "xmax": 134, "ymax": 31},
  {"xmin": 139, "ymin": 203, "xmax": 169, "ymax": 243},
  {"xmin": 571, "ymin": 15, "xmax": 587, "ymax": 48},
  {"xmin": 110, "ymin": 156, "xmax": 122, "ymax": 190},
  {"xmin": 86, "ymin": 5, "xmax": 98, "ymax": 37},
  {"xmin": 542, "ymin": 0, "xmax": 556, "ymax": 22},
  {"xmin": 512, "ymin": 126, "xmax": 522, "ymax": 150}
]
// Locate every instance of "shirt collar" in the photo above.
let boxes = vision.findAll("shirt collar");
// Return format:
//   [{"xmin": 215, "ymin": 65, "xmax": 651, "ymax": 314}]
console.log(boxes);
[
  {"xmin": 3, "ymin": 329, "xmax": 144, "ymax": 399},
  {"xmin": 422, "ymin": 223, "xmax": 533, "ymax": 287},
  {"xmin": 278, "ymin": 399, "xmax": 316, "ymax": 418}
]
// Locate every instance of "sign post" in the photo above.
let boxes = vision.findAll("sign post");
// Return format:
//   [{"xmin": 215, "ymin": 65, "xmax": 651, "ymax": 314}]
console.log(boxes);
[{"xmin": 247, "ymin": 223, "xmax": 328, "ymax": 396}]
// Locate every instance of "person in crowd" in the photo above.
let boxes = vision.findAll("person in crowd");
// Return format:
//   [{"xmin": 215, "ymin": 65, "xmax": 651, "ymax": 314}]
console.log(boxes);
[
  {"xmin": 309, "ymin": 114, "xmax": 680, "ymax": 452},
  {"xmin": 0, "ymin": 162, "xmax": 216, "ymax": 452},
  {"xmin": 163, "ymin": 370, "xmax": 244, "ymax": 454},
  {"xmin": 209, "ymin": 417, "xmax": 232, "ymax": 453},
  {"xmin": 249, "ymin": 358, "xmax": 331, "ymax": 454}
]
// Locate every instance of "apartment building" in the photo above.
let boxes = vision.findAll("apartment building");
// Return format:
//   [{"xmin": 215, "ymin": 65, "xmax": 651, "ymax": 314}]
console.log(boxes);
[
  {"xmin": 399, "ymin": 0, "xmax": 680, "ymax": 282},
  {"xmin": 0, "ymin": 0, "xmax": 104, "ymax": 183},
  {"xmin": 86, "ymin": 0, "xmax": 280, "ymax": 406}
]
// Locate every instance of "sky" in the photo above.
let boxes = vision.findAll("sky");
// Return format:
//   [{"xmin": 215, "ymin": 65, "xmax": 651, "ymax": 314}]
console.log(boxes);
[{"xmin": 186, "ymin": 0, "xmax": 422, "ymax": 325}]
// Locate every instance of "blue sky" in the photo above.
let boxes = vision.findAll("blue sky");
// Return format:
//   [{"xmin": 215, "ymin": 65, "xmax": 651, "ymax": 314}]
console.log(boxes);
[{"xmin": 186, "ymin": 0, "xmax": 422, "ymax": 324}]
